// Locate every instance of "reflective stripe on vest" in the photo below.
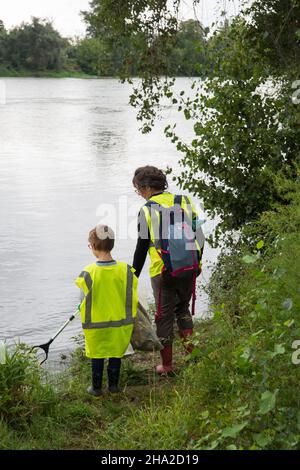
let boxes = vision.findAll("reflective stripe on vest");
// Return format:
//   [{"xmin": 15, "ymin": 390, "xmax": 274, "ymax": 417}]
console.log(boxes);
[
  {"xmin": 79, "ymin": 264, "xmax": 135, "ymax": 329},
  {"xmin": 149, "ymin": 204, "xmax": 161, "ymax": 251}
]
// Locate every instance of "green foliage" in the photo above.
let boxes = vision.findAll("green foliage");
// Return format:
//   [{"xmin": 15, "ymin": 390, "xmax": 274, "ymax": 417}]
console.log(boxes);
[
  {"xmin": 82, "ymin": 0, "xmax": 179, "ymax": 78},
  {"xmin": 0, "ymin": 14, "xmax": 208, "ymax": 78},
  {"xmin": 167, "ymin": 20, "xmax": 207, "ymax": 77},
  {"xmin": 167, "ymin": 6, "xmax": 300, "ymax": 240},
  {"xmin": 81, "ymin": 1, "xmax": 208, "ymax": 126},
  {"xmin": 72, "ymin": 38, "xmax": 103, "ymax": 75},
  {"xmin": 82, "ymin": 2, "xmax": 207, "ymax": 78},
  {"xmin": 84, "ymin": 0, "xmax": 300, "ymax": 242},
  {"xmin": 200, "ymin": 175, "xmax": 300, "ymax": 449},
  {"xmin": 0, "ymin": 345, "xmax": 55, "ymax": 426},
  {"xmin": 244, "ymin": 0, "xmax": 300, "ymax": 73},
  {"xmin": 2, "ymin": 18, "xmax": 69, "ymax": 72},
  {"xmin": 259, "ymin": 390, "xmax": 278, "ymax": 415},
  {"xmin": 0, "ymin": 19, "xmax": 6, "ymax": 65}
]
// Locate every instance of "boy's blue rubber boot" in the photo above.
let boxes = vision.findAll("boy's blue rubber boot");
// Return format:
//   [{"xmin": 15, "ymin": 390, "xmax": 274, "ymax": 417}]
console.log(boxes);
[
  {"xmin": 107, "ymin": 366, "xmax": 121, "ymax": 393},
  {"xmin": 87, "ymin": 386, "xmax": 103, "ymax": 397},
  {"xmin": 91, "ymin": 358, "xmax": 104, "ymax": 396}
]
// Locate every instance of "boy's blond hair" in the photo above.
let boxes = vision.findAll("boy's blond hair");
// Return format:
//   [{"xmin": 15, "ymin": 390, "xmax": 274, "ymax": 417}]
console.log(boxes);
[{"xmin": 89, "ymin": 225, "xmax": 115, "ymax": 252}]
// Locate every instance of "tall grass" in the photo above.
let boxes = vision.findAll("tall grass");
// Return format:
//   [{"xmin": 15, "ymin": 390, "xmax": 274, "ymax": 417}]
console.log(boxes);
[{"xmin": 0, "ymin": 345, "xmax": 56, "ymax": 426}]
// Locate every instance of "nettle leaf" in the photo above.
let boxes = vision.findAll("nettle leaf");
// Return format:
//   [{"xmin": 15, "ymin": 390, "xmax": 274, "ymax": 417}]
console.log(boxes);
[
  {"xmin": 221, "ymin": 421, "xmax": 248, "ymax": 438},
  {"xmin": 258, "ymin": 390, "xmax": 278, "ymax": 415}
]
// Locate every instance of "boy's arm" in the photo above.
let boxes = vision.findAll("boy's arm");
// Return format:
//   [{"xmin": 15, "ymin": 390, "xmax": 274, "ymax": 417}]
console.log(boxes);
[
  {"xmin": 75, "ymin": 271, "xmax": 92, "ymax": 298},
  {"xmin": 79, "ymin": 290, "xmax": 85, "ymax": 302}
]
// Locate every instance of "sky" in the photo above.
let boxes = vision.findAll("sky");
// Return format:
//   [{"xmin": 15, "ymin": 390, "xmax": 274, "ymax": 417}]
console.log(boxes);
[{"xmin": 0, "ymin": 0, "xmax": 242, "ymax": 38}]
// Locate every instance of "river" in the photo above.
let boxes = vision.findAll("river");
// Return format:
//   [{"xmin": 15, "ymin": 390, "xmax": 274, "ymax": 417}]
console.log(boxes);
[{"xmin": 0, "ymin": 77, "xmax": 219, "ymax": 362}]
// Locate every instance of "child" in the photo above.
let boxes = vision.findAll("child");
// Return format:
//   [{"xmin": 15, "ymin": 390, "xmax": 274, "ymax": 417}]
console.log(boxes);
[{"xmin": 75, "ymin": 225, "xmax": 138, "ymax": 396}]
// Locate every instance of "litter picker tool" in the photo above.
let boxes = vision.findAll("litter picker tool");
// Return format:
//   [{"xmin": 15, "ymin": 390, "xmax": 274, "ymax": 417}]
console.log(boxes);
[{"xmin": 31, "ymin": 306, "xmax": 81, "ymax": 365}]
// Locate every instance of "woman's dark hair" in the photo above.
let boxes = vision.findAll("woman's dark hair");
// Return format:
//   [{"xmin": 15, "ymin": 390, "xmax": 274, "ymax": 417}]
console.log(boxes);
[{"xmin": 133, "ymin": 166, "xmax": 168, "ymax": 191}]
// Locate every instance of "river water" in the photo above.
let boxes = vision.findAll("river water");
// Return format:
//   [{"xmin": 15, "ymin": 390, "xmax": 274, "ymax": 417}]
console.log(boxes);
[{"xmin": 0, "ymin": 77, "xmax": 218, "ymax": 361}]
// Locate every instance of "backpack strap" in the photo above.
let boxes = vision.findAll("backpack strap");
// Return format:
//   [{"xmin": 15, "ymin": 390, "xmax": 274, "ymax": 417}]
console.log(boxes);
[
  {"xmin": 145, "ymin": 199, "xmax": 160, "ymax": 208},
  {"xmin": 175, "ymin": 195, "xmax": 194, "ymax": 220},
  {"xmin": 145, "ymin": 202, "xmax": 164, "ymax": 323},
  {"xmin": 147, "ymin": 195, "xmax": 183, "ymax": 207},
  {"xmin": 144, "ymin": 200, "xmax": 161, "ymax": 251},
  {"xmin": 174, "ymin": 195, "xmax": 182, "ymax": 206}
]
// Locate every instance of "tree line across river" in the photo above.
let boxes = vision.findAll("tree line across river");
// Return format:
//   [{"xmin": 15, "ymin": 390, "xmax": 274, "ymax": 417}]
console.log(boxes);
[{"xmin": 0, "ymin": 17, "xmax": 208, "ymax": 77}]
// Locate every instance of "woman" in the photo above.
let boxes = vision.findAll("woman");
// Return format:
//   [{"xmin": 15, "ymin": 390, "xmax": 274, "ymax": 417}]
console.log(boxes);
[{"xmin": 132, "ymin": 166, "xmax": 204, "ymax": 374}]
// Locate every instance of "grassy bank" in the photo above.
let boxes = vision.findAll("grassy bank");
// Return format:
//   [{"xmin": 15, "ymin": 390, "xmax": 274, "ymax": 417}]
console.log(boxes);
[
  {"xmin": 1, "ymin": 178, "xmax": 300, "ymax": 450},
  {"xmin": 0, "ymin": 68, "xmax": 97, "ymax": 79}
]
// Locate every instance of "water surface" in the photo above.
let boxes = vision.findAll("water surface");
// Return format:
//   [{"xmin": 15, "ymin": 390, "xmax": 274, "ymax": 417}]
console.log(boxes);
[{"xmin": 0, "ymin": 78, "xmax": 218, "ymax": 360}]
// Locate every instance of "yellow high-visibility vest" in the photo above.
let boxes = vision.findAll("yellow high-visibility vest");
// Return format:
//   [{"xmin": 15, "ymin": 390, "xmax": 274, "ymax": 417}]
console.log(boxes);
[
  {"xmin": 141, "ymin": 193, "xmax": 201, "ymax": 278},
  {"xmin": 75, "ymin": 261, "xmax": 138, "ymax": 359}
]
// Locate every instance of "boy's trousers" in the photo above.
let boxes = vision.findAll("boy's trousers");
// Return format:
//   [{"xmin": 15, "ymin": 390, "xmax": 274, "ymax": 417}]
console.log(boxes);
[{"xmin": 92, "ymin": 358, "xmax": 121, "ymax": 390}]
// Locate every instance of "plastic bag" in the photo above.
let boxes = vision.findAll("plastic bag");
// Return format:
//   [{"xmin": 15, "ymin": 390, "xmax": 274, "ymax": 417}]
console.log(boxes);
[
  {"xmin": 124, "ymin": 342, "xmax": 135, "ymax": 357},
  {"xmin": 131, "ymin": 303, "xmax": 163, "ymax": 352}
]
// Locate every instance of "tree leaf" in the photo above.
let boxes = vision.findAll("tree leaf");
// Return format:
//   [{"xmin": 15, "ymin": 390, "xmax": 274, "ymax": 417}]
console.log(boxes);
[{"xmin": 184, "ymin": 109, "xmax": 191, "ymax": 120}]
